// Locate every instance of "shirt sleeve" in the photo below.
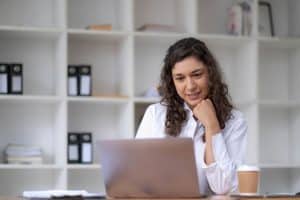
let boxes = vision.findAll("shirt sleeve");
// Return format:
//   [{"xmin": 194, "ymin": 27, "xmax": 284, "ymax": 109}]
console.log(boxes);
[
  {"xmin": 202, "ymin": 116, "xmax": 247, "ymax": 194},
  {"xmin": 135, "ymin": 105, "xmax": 155, "ymax": 139}
]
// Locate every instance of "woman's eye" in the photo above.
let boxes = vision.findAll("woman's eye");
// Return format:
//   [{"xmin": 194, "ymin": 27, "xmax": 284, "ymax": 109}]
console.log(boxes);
[
  {"xmin": 193, "ymin": 73, "xmax": 203, "ymax": 78},
  {"xmin": 175, "ymin": 77, "xmax": 184, "ymax": 81}
]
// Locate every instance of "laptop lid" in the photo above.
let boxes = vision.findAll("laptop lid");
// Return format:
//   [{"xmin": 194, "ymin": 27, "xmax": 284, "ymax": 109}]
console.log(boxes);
[{"xmin": 98, "ymin": 138, "xmax": 201, "ymax": 198}]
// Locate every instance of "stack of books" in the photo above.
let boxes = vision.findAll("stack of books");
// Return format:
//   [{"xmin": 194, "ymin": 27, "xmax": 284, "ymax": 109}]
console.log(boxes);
[{"xmin": 4, "ymin": 144, "xmax": 43, "ymax": 164}]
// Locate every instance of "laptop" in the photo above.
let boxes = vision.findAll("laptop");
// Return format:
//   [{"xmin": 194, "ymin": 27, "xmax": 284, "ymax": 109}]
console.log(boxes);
[{"xmin": 98, "ymin": 137, "xmax": 202, "ymax": 198}]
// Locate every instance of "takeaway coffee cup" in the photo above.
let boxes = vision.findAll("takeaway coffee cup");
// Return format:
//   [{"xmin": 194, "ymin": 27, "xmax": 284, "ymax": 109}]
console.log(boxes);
[{"xmin": 237, "ymin": 165, "xmax": 260, "ymax": 194}]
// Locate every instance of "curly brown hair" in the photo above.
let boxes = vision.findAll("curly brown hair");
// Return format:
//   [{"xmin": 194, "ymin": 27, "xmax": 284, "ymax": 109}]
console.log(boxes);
[{"xmin": 158, "ymin": 37, "xmax": 234, "ymax": 136}]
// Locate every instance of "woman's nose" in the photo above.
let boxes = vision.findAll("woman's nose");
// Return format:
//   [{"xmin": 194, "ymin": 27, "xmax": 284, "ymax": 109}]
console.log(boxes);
[{"xmin": 186, "ymin": 78, "xmax": 196, "ymax": 90}]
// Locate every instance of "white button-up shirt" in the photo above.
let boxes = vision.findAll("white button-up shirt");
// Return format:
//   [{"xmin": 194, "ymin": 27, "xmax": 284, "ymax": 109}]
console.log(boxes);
[{"xmin": 136, "ymin": 103, "xmax": 247, "ymax": 195}]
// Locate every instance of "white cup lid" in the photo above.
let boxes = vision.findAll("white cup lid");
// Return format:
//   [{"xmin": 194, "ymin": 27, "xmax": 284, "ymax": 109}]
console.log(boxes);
[{"xmin": 237, "ymin": 165, "xmax": 260, "ymax": 171}]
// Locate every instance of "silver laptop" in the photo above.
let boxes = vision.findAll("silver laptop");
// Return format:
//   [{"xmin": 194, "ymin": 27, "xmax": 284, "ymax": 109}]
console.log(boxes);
[{"xmin": 98, "ymin": 138, "xmax": 202, "ymax": 198}]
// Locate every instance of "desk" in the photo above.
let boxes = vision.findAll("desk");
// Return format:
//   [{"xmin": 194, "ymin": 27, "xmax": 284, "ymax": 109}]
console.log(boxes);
[{"xmin": 1, "ymin": 197, "xmax": 300, "ymax": 200}]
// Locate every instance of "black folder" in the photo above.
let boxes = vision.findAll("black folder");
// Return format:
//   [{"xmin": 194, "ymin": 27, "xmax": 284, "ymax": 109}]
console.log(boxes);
[
  {"xmin": 80, "ymin": 133, "xmax": 93, "ymax": 164},
  {"xmin": 67, "ymin": 133, "xmax": 81, "ymax": 163},
  {"xmin": 0, "ymin": 63, "xmax": 9, "ymax": 94},
  {"xmin": 9, "ymin": 63, "xmax": 23, "ymax": 94},
  {"xmin": 68, "ymin": 65, "xmax": 79, "ymax": 96},
  {"xmin": 78, "ymin": 65, "xmax": 92, "ymax": 96}
]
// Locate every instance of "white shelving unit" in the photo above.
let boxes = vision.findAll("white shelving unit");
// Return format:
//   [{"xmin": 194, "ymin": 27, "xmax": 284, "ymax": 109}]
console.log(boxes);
[{"xmin": 0, "ymin": 0, "xmax": 300, "ymax": 195}]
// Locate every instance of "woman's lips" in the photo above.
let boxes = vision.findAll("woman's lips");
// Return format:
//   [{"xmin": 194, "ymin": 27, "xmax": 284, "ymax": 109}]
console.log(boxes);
[{"xmin": 186, "ymin": 92, "xmax": 201, "ymax": 100}]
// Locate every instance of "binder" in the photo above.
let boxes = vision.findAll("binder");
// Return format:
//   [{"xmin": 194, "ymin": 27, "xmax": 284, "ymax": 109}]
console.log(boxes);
[
  {"xmin": 80, "ymin": 133, "xmax": 93, "ymax": 164},
  {"xmin": 78, "ymin": 65, "xmax": 92, "ymax": 96},
  {"xmin": 0, "ymin": 63, "xmax": 9, "ymax": 94},
  {"xmin": 9, "ymin": 63, "xmax": 23, "ymax": 94},
  {"xmin": 67, "ymin": 133, "xmax": 81, "ymax": 163},
  {"xmin": 68, "ymin": 65, "xmax": 79, "ymax": 96}
]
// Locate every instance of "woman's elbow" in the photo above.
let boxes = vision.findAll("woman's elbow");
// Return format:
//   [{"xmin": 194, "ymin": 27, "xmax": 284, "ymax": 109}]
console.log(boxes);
[{"xmin": 210, "ymin": 172, "xmax": 238, "ymax": 195}]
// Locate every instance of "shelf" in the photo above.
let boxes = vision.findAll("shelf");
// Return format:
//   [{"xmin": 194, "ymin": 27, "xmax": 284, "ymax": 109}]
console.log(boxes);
[
  {"xmin": 134, "ymin": 97, "xmax": 160, "ymax": 104},
  {"xmin": 68, "ymin": 29, "xmax": 128, "ymax": 42},
  {"xmin": 197, "ymin": 34, "xmax": 252, "ymax": 48},
  {"xmin": 0, "ymin": 26, "xmax": 62, "ymax": 40},
  {"xmin": 258, "ymin": 100, "xmax": 300, "ymax": 108},
  {"xmin": 234, "ymin": 100, "xmax": 256, "ymax": 108},
  {"xmin": 67, "ymin": 164, "xmax": 101, "ymax": 170},
  {"xmin": 134, "ymin": 32, "xmax": 253, "ymax": 48},
  {"xmin": 0, "ymin": 95, "xmax": 61, "ymax": 104},
  {"xmin": 134, "ymin": 31, "xmax": 184, "ymax": 38},
  {"xmin": 258, "ymin": 37, "xmax": 300, "ymax": 49},
  {"xmin": 259, "ymin": 163, "xmax": 300, "ymax": 169},
  {"xmin": 0, "ymin": 164, "xmax": 62, "ymax": 170},
  {"xmin": 68, "ymin": 96, "xmax": 129, "ymax": 104}
]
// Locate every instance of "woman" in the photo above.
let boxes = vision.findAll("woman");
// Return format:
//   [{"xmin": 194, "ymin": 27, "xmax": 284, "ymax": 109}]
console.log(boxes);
[{"xmin": 136, "ymin": 37, "xmax": 247, "ymax": 195}]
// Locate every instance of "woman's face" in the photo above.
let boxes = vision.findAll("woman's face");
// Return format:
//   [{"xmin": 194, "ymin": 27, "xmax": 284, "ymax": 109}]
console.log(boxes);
[{"xmin": 172, "ymin": 56, "xmax": 209, "ymax": 109}]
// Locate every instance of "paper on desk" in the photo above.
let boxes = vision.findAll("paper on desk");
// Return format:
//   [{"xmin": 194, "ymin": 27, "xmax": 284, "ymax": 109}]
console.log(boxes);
[{"xmin": 23, "ymin": 190, "xmax": 88, "ymax": 198}]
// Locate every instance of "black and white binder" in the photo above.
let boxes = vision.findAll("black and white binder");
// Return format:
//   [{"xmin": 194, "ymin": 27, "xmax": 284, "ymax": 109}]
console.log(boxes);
[
  {"xmin": 9, "ymin": 63, "xmax": 23, "ymax": 94},
  {"xmin": 78, "ymin": 65, "xmax": 92, "ymax": 96},
  {"xmin": 80, "ymin": 133, "xmax": 93, "ymax": 164},
  {"xmin": 68, "ymin": 65, "xmax": 79, "ymax": 96},
  {"xmin": 0, "ymin": 63, "xmax": 9, "ymax": 94},
  {"xmin": 68, "ymin": 133, "xmax": 81, "ymax": 163}
]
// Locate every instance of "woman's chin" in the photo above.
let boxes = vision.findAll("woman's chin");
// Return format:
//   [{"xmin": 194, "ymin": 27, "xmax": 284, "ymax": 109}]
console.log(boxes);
[{"xmin": 186, "ymin": 99, "xmax": 201, "ymax": 108}]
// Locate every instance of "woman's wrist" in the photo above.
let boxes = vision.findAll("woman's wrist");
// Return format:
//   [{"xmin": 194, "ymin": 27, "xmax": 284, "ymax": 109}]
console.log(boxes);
[{"xmin": 205, "ymin": 121, "xmax": 221, "ymax": 136}]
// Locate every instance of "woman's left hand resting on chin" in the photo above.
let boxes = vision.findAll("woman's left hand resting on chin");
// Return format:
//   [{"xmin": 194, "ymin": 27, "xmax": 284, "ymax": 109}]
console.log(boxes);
[
  {"xmin": 192, "ymin": 98, "xmax": 221, "ymax": 136},
  {"xmin": 192, "ymin": 98, "xmax": 221, "ymax": 165}
]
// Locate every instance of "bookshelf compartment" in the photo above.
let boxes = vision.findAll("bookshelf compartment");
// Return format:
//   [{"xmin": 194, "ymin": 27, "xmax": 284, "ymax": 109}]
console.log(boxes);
[
  {"xmin": 203, "ymin": 39, "xmax": 257, "ymax": 104},
  {"xmin": 258, "ymin": 106, "xmax": 300, "ymax": 165},
  {"xmin": 258, "ymin": 0, "xmax": 300, "ymax": 37},
  {"xmin": 68, "ymin": 102, "xmax": 133, "ymax": 163},
  {"xmin": 134, "ymin": 36, "xmax": 180, "ymax": 97},
  {"xmin": 67, "ymin": 0, "xmax": 131, "ymax": 31},
  {"xmin": 260, "ymin": 168, "xmax": 300, "ymax": 194},
  {"xmin": 68, "ymin": 34, "xmax": 132, "ymax": 97},
  {"xmin": 0, "ymin": 102, "xmax": 65, "ymax": 165},
  {"xmin": 258, "ymin": 41, "xmax": 300, "ymax": 101},
  {"xmin": 0, "ymin": 169, "xmax": 64, "ymax": 196},
  {"xmin": 68, "ymin": 169, "xmax": 105, "ymax": 193},
  {"xmin": 0, "ymin": 0, "xmax": 64, "ymax": 28},
  {"xmin": 134, "ymin": 0, "xmax": 193, "ymax": 33},
  {"xmin": 0, "ymin": 31, "xmax": 65, "ymax": 96},
  {"xmin": 197, "ymin": 0, "xmax": 238, "ymax": 35}
]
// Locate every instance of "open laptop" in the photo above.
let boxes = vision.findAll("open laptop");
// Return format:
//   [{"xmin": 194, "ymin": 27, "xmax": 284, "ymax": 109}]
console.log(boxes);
[{"xmin": 98, "ymin": 137, "xmax": 202, "ymax": 198}]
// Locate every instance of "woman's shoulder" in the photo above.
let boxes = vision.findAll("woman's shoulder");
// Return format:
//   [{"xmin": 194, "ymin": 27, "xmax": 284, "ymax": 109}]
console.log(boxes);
[
  {"xmin": 230, "ymin": 109, "xmax": 245, "ymax": 121},
  {"xmin": 146, "ymin": 102, "xmax": 167, "ymax": 116},
  {"xmin": 223, "ymin": 109, "xmax": 247, "ymax": 138},
  {"xmin": 225, "ymin": 109, "xmax": 247, "ymax": 128}
]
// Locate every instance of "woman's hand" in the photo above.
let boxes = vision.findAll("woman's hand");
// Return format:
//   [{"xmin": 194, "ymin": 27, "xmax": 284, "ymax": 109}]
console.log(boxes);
[{"xmin": 192, "ymin": 99, "xmax": 221, "ymax": 136}]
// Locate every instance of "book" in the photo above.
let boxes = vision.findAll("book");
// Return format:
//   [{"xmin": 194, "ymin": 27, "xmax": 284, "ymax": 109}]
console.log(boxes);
[
  {"xmin": 6, "ymin": 156, "xmax": 43, "ymax": 164},
  {"xmin": 4, "ymin": 143, "xmax": 42, "ymax": 157},
  {"xmin": 85, "ymin": 24, "xmax": 112, "ymax": 31},
  {"xmin": 137, "ymin": 23, "xmax": 177, "ymax": 32}
]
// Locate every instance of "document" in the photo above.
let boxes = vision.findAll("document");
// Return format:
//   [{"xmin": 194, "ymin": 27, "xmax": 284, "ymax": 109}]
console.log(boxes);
[{"xmin": 23, "ymin": 190, "xmax": 105, "ymax": 199}]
